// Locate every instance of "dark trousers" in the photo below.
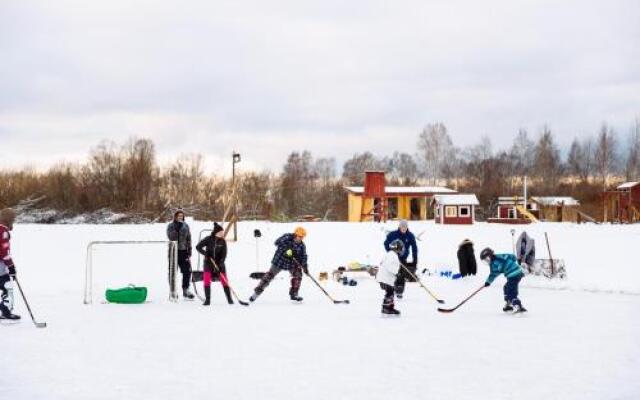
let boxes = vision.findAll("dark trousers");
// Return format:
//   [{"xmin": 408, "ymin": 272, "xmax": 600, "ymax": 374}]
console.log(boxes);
[
  {"xmin": 380, "ymin": 283, "xmax": 395, "ymax": 309},
  {"xmin": 255, "ymin": 264, "xmax": 303, "ymax": 297},
  {"xmin": 0, "ymin": 274, "xmax": 13, "ymax": 316},
  {"xmin": 394, "ymin": 260, "xmax": 415, "ymax": 294},
  {"xmin": 177, "ymin": 250, "xmax": 192, "ymax": 290},
  {"xmin": 504, "ymin": 274, "xmax": 523, "ymax": 305}
]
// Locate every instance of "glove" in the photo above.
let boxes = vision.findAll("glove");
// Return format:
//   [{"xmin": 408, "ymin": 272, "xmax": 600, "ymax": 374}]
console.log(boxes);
[
  {"xmin": 285, "ymin": 249, "xmax": 293, "ymax": 257},
  {"xmin": 8, "ymin": 265, "xmax": 16, "ymax": 277},
  {"xmin": 484, "ymin": 281, "xmax": 490, "ymax": 287},
  {"xmin": 302, "ymin": 265, "xmax": 309, "ymax": 274}
]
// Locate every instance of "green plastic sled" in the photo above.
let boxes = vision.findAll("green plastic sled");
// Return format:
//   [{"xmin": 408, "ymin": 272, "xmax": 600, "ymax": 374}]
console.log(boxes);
[{"xmin": 105, "ymin": 285, "xmax": 148, "ymax": 304}]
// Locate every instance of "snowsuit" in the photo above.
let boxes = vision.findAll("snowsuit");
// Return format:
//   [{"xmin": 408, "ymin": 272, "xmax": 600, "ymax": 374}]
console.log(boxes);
[
  {"xmin": 486, "ymin": 254, "xmax": 525, "ymax": 306},
  {"xmin": 166, "ymin": 217, "xmax": 192, "ymax": 290},
  {"xmin": 196, "ymin": 235, "xmax": 233, "ymax": 304},
  {"xmin": 0, "ymin": 224, "xmax": 16, "ymax": 317},
  {"xmin": 515, "ymin": 232, "xmax": 535, "ymax": 273},
  {"xmin": 377, "ymin": 250, "xmax": 401, "ymax": 311},
  {"xmin": 383, "ymin": 229, "xmax": 418, "ymax": 294},
  {"xmin": 457, "ymin": 239, "xmax": 477, "ymax": 276},
  {"xmin": 254, "ymin": 233, "xmax": 308, "ymax": 298}
]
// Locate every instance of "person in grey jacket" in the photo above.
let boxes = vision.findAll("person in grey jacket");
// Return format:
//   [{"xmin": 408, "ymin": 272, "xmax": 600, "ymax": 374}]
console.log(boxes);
[
  {"xmin": 166, "ymin": 210, "xmax": 194, "ymax": 300},
  {"xmin": 516, "ymin": 231, "xmax": 535, "ymax": 273}
]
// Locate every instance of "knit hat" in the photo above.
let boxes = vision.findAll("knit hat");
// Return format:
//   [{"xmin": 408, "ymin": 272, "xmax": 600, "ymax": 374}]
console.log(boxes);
[
  {"xmin": 212, "ymin": 222, "xmax": 224, "ymax": 236},
  {"xmin": 399, "ymin": 220, "xmax": 408, "ymax": 229},
  {"xmin": 294, "ymin": 226, "xmax": 307, "ymax": 238},
  {"xmin": 0, "ymin": 208, "xmax": 16, "ymax": 227}
]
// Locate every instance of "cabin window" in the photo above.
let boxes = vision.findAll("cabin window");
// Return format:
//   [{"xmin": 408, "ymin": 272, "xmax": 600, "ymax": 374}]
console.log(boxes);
[
  {"xmin": 459, "ymin": 206, "xmax": 470, "ymax": 216},
  {"xmin": 445, "ymin": 206, "xmax": 457, "ymax": 217}
]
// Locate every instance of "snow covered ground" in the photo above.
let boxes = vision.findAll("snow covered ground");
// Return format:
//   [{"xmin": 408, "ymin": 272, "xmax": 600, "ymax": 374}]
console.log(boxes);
[{"xmin": 3, "ymin": 221, "xmax": 640, "ymax": 400}]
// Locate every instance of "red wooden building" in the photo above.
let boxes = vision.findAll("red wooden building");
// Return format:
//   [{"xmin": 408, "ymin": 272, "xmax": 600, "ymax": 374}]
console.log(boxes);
[
  {"xmin": 432, "ymin": 194, "xmax": 479, "ymax": 225},
  {"xmin": 603, "ymin": 182, "xmax": 640, "ymax": 223}
]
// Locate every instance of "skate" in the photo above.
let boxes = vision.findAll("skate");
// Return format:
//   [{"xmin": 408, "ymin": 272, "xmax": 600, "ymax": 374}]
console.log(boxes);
[
  {"xmin": 502, "ymin": 301, "xmax": 514, "ymax": 312},
  {"xmin": 249, "ymin": 293, "xmax": 259, "ymax": 303},
  {"xmin": 183, "ymin": 288, "xmax": 195, "ymax": 300},
  {"xmin": 396, "ymin": 293, "xmax": 404, "ymax": 300},
  {"xmin": 0, "ymin": 312, "xmax": 21, "ymax": 322},
  {"xmin": 290, "ymin": 294, "xmax": 304, "ymax": 302},
  {"xmin": 512, "ymin": 303, "xmax": 527, "ymax": 314},
  {"xmin": 381, "ymin": 306, "xmax": 401, "ymax": 316}
]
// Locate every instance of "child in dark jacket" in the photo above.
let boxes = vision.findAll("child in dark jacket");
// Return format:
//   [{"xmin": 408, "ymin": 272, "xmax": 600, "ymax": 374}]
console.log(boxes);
[
  {"xmin": 196, "ymin": 222, "xmax": 232, "ymax": 306},
  {"xmin": 480, "ymin": 247, "xmax": 527, "ymax": 313},
  {"xmin": 249, "ymin": 227, "xmax": 308, "ymax": 303}
]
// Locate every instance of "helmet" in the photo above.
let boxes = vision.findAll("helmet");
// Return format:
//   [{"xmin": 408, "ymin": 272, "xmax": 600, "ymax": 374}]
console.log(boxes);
[
  {"xmin": 480, "ymin": 247, "xmax": 494, "ymax": 261},
  {"xmin": 389, "ymin": 239, "xmax": 404, "ymax": 254},
  {"xmin": 294, "ymin": 226, "xmax": 307, "ymax": 239}
]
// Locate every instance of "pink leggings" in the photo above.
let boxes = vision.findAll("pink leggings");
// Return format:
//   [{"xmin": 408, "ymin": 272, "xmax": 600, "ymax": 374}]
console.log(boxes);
[{"xmin": 203, "ymin": 271, "xmax": 229, "ymax": 288}]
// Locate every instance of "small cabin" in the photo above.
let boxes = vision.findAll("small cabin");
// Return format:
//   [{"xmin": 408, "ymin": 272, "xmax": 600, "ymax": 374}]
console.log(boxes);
[
  {"xmin": 345, "ymin": 183, "xmax": 456, "ymax": 222},
  {"xmin": 432, "ymin": 194, "xmax": 479, "ymax": 225},
  {"xmin": 603, "ymin": 182, "xmax": 640, "ymax": 223},
  {"xmin": 529, "ymin": 196, "xmax": 580, "ymax": 222}
]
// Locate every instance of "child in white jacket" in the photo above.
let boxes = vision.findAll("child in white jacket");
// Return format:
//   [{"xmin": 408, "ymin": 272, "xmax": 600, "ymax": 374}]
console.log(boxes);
[{"xmin": 377, "ymin": 239, "xmax": 404, "ymax": 315}]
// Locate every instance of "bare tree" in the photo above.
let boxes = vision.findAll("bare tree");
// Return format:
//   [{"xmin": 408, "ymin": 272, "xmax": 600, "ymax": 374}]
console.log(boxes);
[
  {"xmin": 533, "ymin": 126, "xmax": 562, "ymax": 193},
  {"xmin": 594, "ymin": 123, "xmax": 618, "ymax": 190},
  {"xmin": 388, "ymin": 152, "xmax": 418, "ymax": 185},
  {"xmin": 625, "ymin": 119, "xmax": 640, "ymax": 181},
  {"xmin": 417, "ymin": 123, "xmax": 454, "ymax": 185},
  {"xmin": 509, "ymin": 129, "xmax": 535, "ymax": 178},
  {"xmin": 341, "ymin": 152, "xmax": 386, "ymax": 185}
]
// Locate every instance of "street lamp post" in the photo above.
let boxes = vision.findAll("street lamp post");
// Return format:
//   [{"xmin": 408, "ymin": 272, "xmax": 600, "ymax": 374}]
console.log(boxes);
[{"xmin": 232, "ymin": 151, "xmax": 241, "ymax": 240}]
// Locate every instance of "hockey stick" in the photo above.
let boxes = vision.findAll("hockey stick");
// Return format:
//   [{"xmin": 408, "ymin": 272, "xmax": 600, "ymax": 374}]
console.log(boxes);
[
  {"xmin": 209, "ymin": 257, "xmax": 249, "ymax": 306},
  {"xmin": 13, "ymin": 277, "xmax": 47, "ymax": 328},
  {"xmin": 544, "ymin": 232, "xmax": 555, "ymax": 277},
  {"xmin": 294, "ymin": 259, "xmax": 349, "ymax": 304},
  {"xmin": 399, "ymin": 262, "xmax": 445, "ymax": 304},
  {"xmin": 437, "ymin": 285, "xmax": 485, "ymax": 313}
]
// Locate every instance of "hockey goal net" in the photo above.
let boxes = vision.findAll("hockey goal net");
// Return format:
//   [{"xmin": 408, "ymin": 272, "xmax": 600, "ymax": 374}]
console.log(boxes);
[{"xmin": 83, "ymin": 240, "xmax": 178, "ymax": 304}]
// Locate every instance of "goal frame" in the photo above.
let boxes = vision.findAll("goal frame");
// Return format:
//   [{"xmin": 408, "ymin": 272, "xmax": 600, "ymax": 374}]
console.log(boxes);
[{"xmin": 83, "ymin": 240, "xmax": 178, "ymax": 304}]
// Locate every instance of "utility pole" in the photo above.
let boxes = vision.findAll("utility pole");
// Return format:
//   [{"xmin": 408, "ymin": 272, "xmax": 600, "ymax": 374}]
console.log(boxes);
[{"xmin": 232, "ymin": 151, "xmax": 241, "ymax": 241}]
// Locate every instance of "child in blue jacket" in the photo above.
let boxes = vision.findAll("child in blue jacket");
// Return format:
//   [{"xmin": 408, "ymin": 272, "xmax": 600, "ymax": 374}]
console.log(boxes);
[{"xmin": 480, "ymin": 247, "xmax": 527, "ymax": 313}]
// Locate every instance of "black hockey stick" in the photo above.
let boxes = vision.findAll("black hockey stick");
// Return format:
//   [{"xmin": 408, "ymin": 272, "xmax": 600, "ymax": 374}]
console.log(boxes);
[
  {"xmin": 209, "ymin": 257, "xmax": 249, "ymax": 306},
  {"xmin": 294, "ymin": 259, "xmax": 349, "ymax": 304},
  {"xmin": 13, "ymin": 277, "xmax": 47, "ymax": 328},
  {"xmin": 399, "ymin": 262, "xmax": 445, "ymax": 304},
  {"xmin": 437, "ymin": 286, "xmax": 485, "ymax": 313}
]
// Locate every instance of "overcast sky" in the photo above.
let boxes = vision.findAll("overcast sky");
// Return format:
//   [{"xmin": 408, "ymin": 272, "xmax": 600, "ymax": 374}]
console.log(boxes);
[{"xmin": 1, "ymin": 0, "xmax": 639, "ymax": 174}]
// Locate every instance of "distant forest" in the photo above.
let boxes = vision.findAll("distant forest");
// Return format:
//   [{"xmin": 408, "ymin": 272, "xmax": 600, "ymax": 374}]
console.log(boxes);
[{"xmin": 1, "ymin": 120, "xmax": 639, "ymax": 222}]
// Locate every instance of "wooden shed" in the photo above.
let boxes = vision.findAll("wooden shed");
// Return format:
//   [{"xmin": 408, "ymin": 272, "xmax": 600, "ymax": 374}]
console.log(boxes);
[
  {"xmin": 603, "ymin": 181, "xmax": 640, "ymax": 223},
  {"xmin": 345, "ymin": 185, "xmax": 456, "ymax": 222},
  {"xmin": 432, "ymin": 194, "xmax": 480, "ymax": 225},
  {"xmin": 529, "ymin": 196, "xmax": 580, "ymax": 222}
]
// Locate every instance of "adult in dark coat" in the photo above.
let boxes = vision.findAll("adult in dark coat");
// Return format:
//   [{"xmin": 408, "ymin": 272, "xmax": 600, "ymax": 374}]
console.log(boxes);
[
  {"xmin": 196, "ymin": 222, "xmax": 232, "ymax": 305},
  {"xmin": 166, "ymin": 210, "xmax": 194, "ymax": 300},
  {"xmin": 457, "ymin": 239, "xmax": 477, "ymax": 276},
  {"xmin": 250, "ymin": 227, "xmax": 308, "ymax": 303},
  {"xmin": 383, "ymin": 220, "xmax": 418, "ymax": 298}
]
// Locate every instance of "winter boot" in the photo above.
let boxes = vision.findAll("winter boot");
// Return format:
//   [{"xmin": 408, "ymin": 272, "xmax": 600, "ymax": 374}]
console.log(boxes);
[
  {"xmin": 502, "ymin": 301, "xmax": 514, "ymax": 312},
  {"xmin": 203, "ymin": 286, "xmax": 211, "ymax": 306},
  {"xmin": 290, "ymin": 294, "xmax": 303, "ymax": 302},
  {"xmin": 0, "ymin": 304, "xmax": 20, "ymax": 321},
  {"xmin": 223, "ymin": 287, "xmax": 234, "ymax": 305},
  {"xmin": 382, "ymin": 306, "xmax": 401, "ymax": 316},
  {"xmin": 396, "ymin": 293, "xmax": 404, "ymax": 300},
  {"xmin": 183, "ymin": 288, "xmax": 195, "ymax": 300}
]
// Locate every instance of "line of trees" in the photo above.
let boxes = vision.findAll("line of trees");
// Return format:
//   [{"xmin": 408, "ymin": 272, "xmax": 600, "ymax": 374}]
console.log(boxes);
[{"xmin": 1, "ymin": 119, "xmax": 639, "ymax": 222}]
